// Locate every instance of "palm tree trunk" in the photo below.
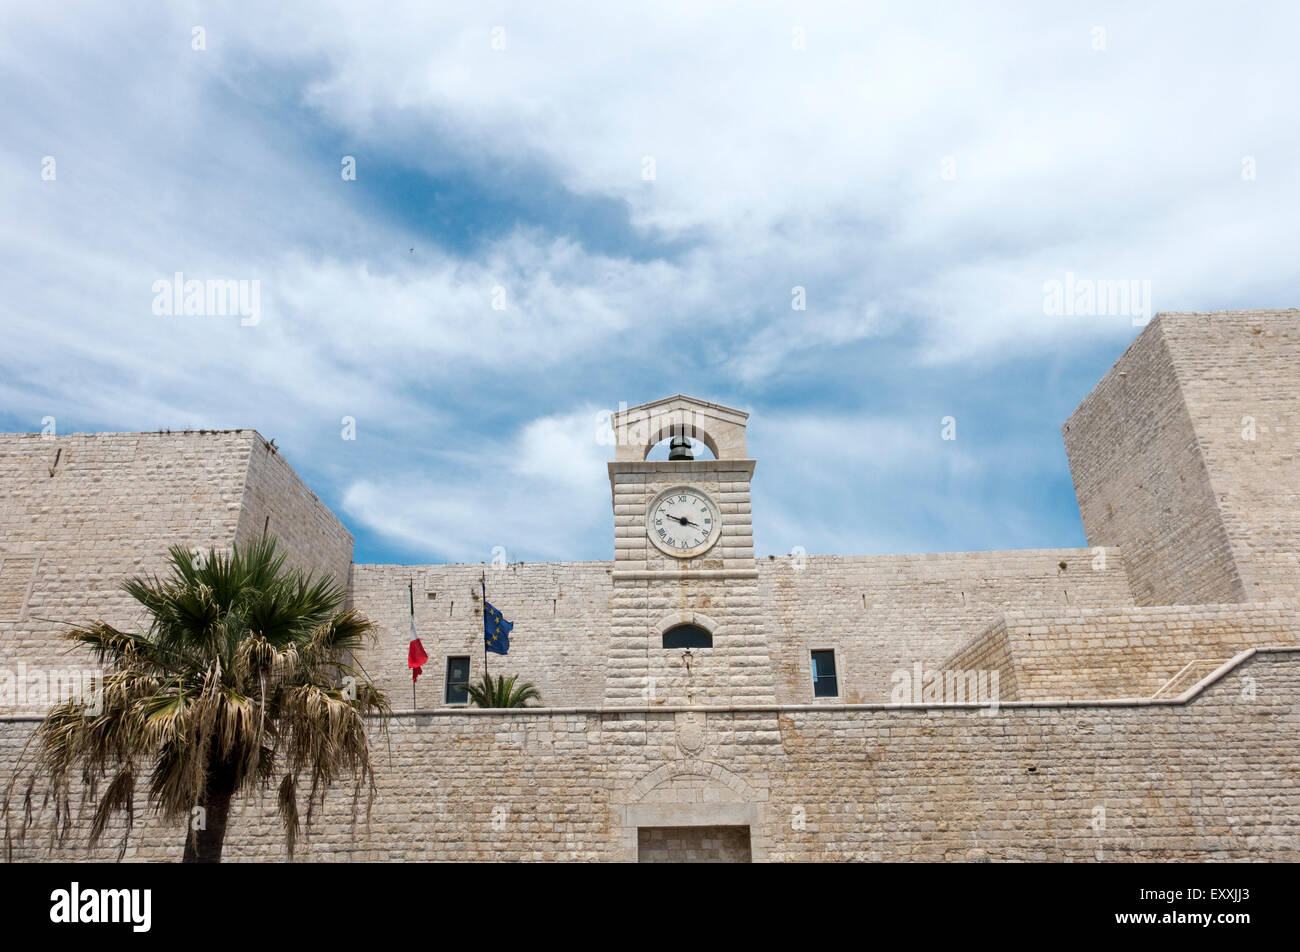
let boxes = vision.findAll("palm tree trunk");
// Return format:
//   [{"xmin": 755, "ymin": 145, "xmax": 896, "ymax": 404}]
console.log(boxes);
[{"xmin": 182, "ymin": 756, "xmax": 238, "ymax": 863}]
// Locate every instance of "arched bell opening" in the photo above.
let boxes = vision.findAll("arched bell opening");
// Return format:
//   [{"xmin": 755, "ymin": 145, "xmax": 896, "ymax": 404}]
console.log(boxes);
[
  {"xmin": 641, "ymin": 418, "xmax": 722, "ymax": 461},
  {"xmin": 645, "ymin": 435, "xmax": 717, "ymax": 461}
]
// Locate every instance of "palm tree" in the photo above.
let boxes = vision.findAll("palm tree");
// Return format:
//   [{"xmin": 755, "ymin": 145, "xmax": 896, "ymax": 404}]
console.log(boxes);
[
  {"xmin": 2, "ymin": 536, "xmax": 389, "ymax": 862},
  {"xmin": 460, "ymin": 672, "xmax": 541, "ymax": 708}
]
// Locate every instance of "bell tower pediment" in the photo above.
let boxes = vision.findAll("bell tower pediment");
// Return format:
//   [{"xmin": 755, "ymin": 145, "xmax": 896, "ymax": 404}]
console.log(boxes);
[{"xmin": 609, "ymin": 395, "xmax": 749, "ymax": 462}]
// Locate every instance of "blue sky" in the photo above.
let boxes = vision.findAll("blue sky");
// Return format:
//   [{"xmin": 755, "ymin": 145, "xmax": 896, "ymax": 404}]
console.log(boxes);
[{"xmin": 2, "ymin": 3, "xmax": 1298, "ymax": 566}]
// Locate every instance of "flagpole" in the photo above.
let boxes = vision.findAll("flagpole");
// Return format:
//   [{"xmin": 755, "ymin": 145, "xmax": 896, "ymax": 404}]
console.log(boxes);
[
  {"xmin": 410, "ymin": 577, "xmax": 416, "ymax": 710},
  {"xmin": 481, "ymin": 572, "xmax": 489, "ymax": 683}
]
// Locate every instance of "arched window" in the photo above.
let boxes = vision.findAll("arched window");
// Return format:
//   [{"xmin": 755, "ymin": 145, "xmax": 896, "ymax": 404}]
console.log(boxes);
[{"xmin": 662, "ymin": 623, "xmax": 712, "ymax": 649}]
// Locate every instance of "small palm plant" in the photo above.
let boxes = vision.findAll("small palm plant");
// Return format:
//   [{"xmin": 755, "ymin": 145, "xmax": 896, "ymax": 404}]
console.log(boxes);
[
  {"xmin": 459, "ymin": 673, "xmax": 541, "ymax": 708},
  {"xmin": 2, "ymin": 536, "xmax": 389, "ymax": 862}
]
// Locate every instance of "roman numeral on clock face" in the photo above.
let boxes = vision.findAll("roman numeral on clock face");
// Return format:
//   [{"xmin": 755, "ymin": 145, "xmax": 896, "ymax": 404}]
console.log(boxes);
[{"xmin": 648, "ymin": 487, "xmax": 719, "ymax": 556}]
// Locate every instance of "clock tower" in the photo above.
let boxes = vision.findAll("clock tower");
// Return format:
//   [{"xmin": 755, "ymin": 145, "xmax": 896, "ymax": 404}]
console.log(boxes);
[{"xmin": 604, "ymin": 395, "xmax": 777, "ymax": 706}]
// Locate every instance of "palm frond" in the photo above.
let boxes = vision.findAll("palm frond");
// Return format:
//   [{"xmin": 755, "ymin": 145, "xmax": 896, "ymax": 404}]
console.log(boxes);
[
  {"xmin": 461, "ymin": 672, "xmax": 543, "ymax": 708},
  {"xmin": 2, "ymin": 532, "xmax": 389, "ymax": 861}
]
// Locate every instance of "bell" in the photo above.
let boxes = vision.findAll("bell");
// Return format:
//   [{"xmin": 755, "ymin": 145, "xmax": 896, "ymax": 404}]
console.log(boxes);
[{"xmin": 668, "ymin": 435, "xmax": 694, "ymax": 460}]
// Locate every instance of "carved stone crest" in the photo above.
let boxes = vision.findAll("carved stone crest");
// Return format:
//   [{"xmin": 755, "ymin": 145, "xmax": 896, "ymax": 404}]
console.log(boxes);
[{"xmin": 675, "ymin": 711, "xmax": 706, "ymax": 755}]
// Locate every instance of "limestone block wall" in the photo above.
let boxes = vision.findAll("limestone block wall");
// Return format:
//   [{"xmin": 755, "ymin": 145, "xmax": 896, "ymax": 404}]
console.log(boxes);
[
  {"xmin": 607, "ymin": 574, "xmax": 772, "ymax": 707},
  {"xmin": 758, "ymin": 549, "xmax": 1134, "ymax": 703},
  {"xmin": 234, "ymin": 438, "xmax": 354, "ymax": 591},
  {"xmin": 3, "ymin": 650, "xmax": 1297, "ymax": 862},
  {"xmin": 765, "ymin": 650, "xmax": 1299, "ymax": 862},
  {"xmin": 0, "ymin": 431, "xmax": 354, "ymax": 715},
  {"xmin": 1158, "ymin": 311, "xmax": 1300, "ymax": 605},
  {"xmin": 943, "ymin": 602, "xmax": 1298, "ymax": 701},
  {"xmin": 349, "ymin": 561, "xmax": 615, "ymax": 709},
  {"xmin": 933, "ymin": 616, "xmax": 1021, "ymax": 700},
  {"xmin": 0, "ymin": 432, "xmax": 254, "ymax": 714},
  {"xmin": 1064, "ymin": 315, "xmax": 1244, "ymax": 606},
  {"xmin": 349, "ymin": 548, "xmax": 1135, "ymax": 710}
]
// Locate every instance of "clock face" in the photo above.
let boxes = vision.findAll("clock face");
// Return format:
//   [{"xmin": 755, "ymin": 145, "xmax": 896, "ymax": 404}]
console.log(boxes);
[{"xmin": 647, "ymin": 486, "xmax": 722, "ymax": 558}]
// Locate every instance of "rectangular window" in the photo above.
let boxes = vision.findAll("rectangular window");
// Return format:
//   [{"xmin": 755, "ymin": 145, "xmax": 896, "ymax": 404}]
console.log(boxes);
[
  {"xmin": 445, "ymin": 656, "xmax": 471, "ymax": 704},
  {"xmin": 811, "ymin": 649, "xmax": 838, "ymax": 698}
]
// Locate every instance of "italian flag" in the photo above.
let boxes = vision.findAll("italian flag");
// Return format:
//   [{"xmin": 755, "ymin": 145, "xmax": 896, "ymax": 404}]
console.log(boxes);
[{"xmin": 407, "ymin": 579, "xmax": 427, "ymax": 682}]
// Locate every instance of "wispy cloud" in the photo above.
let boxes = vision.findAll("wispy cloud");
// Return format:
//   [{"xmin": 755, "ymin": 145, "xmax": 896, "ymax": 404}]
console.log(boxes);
[{"xmin": 341, "ymin": 406, "xmax": 611, "ymax": 562}]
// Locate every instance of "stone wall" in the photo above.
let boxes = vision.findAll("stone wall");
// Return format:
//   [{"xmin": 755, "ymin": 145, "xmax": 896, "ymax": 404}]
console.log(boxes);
[
  {"xmin": 346, "ymin": 547, "xmax": 1134, "ymax": 710},
  {"xmin": 3, "ymin": 649, "xmax": 1296, "ymax": 862},
  {"xmin": 932, "ymin": 616, "xmax": 1020, "ymax": 700},
  {"xmin": 1159, "ymin": 311, "xmax": 1300, "ymax": 606},
  {"xmin": 349, "ymin": 561, "xmax": 615, "ymax": 709},
  {"xmin": 0, "ymin": 432, "xmax": 254, "ymax": 715},
  {"xmin": 1064, "ymin": 315, "xmax": 1244, "ymax": 606},
  {"xmin": 0, "ymin": 431, "xmax": 353, "ymax": 715},
  {"xmin": 943, "ymin": 602, "xmax": 1298, "ymax": 701},
  {"xmin": 235, "ymin": 437, "xmax": 354, "ymax": 591},
  {"xmin": 758, "ymin": 549, "xmax": 1133, "ymax": 703},
  {"xmin": 766, "ymin": 650, "xmax": 1299, "ymax": 862},
  {"xmin": 1064, "ymin": 310, "xmax": 1300, "ymax": 608}
]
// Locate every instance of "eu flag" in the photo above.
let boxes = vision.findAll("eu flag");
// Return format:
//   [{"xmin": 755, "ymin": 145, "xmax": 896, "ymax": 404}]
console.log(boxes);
[{"xmin": 483, "ymin": 600, "xmax": 512, "ymax": 655}]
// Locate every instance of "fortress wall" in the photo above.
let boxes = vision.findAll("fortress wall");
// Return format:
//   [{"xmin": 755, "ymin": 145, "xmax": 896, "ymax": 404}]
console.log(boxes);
[
  {"xmin": 348, "ymin": 562, "xmax": 616, "ymax": 709},
  {"xmin": 349, "ymin": 548, "xmax": 1133, "ymax": 710},
  {"xmin": 942, "ymin": 602, "xmax": 1298, "ymax": 701},
  {"xmin": 234, "ymin": 437, "xmax": 353, "ymax": 591},
  {"xmin": 0, "ymin": 431, "xmax": 355, "ymax": 716},
  {"xmin": 3, "ymin": 650, "xmax": 1297, "ymax": 862},
  {"xmin": 1063, "ymin": 315, "xmax": 1244, "ymax": 606},
  {"xmin": 1159, "ymin": 311, "xmax": 1300, "ymax": 605},
  {"xmin": 938, "ymin": 617, "xmax": 1021, "ymax": 700},
  {"xmin": 757, "ymin": 549, "xmax": 1133, "ymax": 703},
  {"xmin": 764, "ymin": 650, "xmax": 1299, "ymax": 862},
  {"xmin": 0, "ymin": 432, "xmax": 255, "ymax": 713}
]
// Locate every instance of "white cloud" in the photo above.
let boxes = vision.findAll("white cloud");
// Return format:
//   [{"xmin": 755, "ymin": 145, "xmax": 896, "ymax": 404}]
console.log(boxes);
[
  {"xmin": 3, "ymin": 2, "xmax": 1298, "ymax": 562},
  {"xmin": 341, "ymin": 405, "xmax": 612, "ymax": 561}
]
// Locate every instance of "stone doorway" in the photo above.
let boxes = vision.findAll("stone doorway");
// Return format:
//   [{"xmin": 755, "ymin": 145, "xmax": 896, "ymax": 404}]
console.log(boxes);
[{"xmin": 636, "ymin": 825, "xmax": 752, "ymax": 863}]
